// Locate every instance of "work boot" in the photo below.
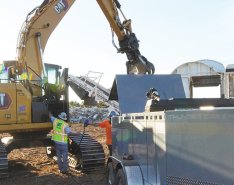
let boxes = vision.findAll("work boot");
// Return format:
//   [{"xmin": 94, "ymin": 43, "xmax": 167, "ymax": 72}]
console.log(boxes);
[{"xmin": 61, "ymin": 170, "xmax": 69, "ymax": 175}]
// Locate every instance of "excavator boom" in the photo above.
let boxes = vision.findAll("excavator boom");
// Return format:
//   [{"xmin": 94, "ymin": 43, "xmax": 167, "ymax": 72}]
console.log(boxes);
[
  {"xmin": 17, "ymin": 0, "xmax": 154, "ymax": 81},
  {"xmin": 17, "ymin": 0, "xmax": 76, "ymax": 96}
]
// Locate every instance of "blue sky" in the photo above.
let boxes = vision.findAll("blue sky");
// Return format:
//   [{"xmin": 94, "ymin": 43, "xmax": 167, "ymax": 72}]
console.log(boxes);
[{"xmin": 1, "ymin": 0, "xmax": 234, "ymax": 100}]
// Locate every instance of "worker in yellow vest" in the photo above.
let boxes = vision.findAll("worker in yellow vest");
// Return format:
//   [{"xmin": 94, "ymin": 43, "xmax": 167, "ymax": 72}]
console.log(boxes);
[{"xmin": 49, "ymin": 112, "xmax": 71, "ymax": 174}]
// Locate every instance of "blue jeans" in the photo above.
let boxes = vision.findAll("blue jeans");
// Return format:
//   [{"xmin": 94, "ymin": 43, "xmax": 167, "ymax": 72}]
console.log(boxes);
[{"xmin": 55, "ymin": 142, "xmax": 68, "ymax": 172}]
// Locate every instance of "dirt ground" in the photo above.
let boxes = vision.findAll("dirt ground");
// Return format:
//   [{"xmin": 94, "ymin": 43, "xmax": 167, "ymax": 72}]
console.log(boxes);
[{"xmin": 0, "ymin": 124, "xmax": 108, "ymax": 185}]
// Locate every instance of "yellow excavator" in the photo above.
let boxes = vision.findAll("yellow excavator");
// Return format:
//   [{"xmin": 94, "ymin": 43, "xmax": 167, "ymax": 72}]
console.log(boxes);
[{"xmin": 0, "ymin": 0, "xmax": 154, "ymax": 177}]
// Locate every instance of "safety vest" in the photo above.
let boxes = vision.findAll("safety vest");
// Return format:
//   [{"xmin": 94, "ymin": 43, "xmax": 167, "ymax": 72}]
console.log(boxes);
[{"xmin": 52, "ymin": 118, "xmax": 68, "ymax": 143}]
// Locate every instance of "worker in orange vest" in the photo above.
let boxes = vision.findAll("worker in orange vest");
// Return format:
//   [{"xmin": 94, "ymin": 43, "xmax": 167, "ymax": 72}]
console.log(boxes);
[{"xmin": 98, "ymin": 111, "xmax": 118, "ymax": 156}]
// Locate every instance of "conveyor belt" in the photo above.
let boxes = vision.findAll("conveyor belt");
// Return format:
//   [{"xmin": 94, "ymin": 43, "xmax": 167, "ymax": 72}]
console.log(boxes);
[
  {"xmin": 68, "ymin": 133, "xmax": 105, "ymax": 172},
  {"xmin": 0, "ymin": 141, "xmax": 8, "ymax": 178}
]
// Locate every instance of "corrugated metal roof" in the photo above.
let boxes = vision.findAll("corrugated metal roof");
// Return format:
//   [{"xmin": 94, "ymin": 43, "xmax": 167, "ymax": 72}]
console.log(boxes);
[{"xmin": 172, "ymin": 59, "xmax": 225, "ymax": 75}]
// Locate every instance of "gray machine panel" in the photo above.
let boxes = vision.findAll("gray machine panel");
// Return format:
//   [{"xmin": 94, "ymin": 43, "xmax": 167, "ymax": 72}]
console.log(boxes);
[
  {"xmin": 112, "ymin": 113, "xmax": 167, "ymax": 185},
  {"xmin": 109, "ymin": 74, "xmax": 185, "ymax": 113},
  {"xmin": 165, "ymin": 109, "xmax": 234, "ymax": 185}
]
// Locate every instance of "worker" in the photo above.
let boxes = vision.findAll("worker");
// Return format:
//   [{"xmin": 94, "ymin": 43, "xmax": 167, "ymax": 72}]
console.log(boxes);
[
  {"xmin": 97, "ymin": 111, "xmax": 118, "ymax": 156},
  {"xmin": 146, "ymin": 87, "xmax": 160, "ymax": 102},
  {"xmin": 49, "ymin": 112, "xmax": 71, "ymax": 174}
]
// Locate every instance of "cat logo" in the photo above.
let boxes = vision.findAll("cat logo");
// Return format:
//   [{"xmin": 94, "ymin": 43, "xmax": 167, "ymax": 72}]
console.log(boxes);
[
  {"xmin": 0, "ymin": 93, "xmax": 12, "ymax": 110},
  {"xmin": 54, "ymin": 0, "xmax": 68, "ymax": 14}
]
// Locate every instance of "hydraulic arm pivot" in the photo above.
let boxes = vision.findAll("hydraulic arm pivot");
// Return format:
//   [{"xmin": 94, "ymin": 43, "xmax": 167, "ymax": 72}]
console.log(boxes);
[{"xmin": 97, "ymin": 0, "xmax": 155, "ymax": 74}]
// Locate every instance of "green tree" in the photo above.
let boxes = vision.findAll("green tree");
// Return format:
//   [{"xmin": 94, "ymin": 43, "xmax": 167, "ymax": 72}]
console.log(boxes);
[{"xmin": 69, "ymin": 101, "xmax": 80, "ymax": 107}]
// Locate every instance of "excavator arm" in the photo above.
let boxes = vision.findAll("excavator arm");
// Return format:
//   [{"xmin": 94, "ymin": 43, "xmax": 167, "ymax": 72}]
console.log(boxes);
[
  {"xmin": 17, "ymin": 0, "xmax": 76, "ymax": 96},
  {"xmin": 17, "ymin": 0, "xmax": 155, "ymax": 95},
  {"xmin": 96, "ymin": 0, "xmax": 155, "ymax": 74}
]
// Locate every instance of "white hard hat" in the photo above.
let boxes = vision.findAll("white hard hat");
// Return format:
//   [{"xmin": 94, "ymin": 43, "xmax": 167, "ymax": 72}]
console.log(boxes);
[
  {"xmin": 108, "ymin": 111, "xmax": 118, "ymax": 118},
  {"xmin": 58, "ymin": 112, "xmax": 67, "ymax": 120}
]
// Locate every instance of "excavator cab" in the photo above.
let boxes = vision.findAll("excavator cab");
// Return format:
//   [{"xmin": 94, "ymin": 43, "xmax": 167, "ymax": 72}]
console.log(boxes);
[
  {"xmin": 43, "ymin": 63, "xmax": 68, "ymax": 102},
  {"xmin": 32, "ymin": 63, "xmax": 69, "ymax": 123},
  {"xmin": 0, "ymin": 60, "xmax": 69, "ymax": 132}
]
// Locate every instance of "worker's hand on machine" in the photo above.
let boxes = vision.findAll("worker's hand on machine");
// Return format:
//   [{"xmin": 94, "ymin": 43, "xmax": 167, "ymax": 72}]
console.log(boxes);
[{"xmin": 48, "ymin": 129, "xmax": 54, "ymax": 136}]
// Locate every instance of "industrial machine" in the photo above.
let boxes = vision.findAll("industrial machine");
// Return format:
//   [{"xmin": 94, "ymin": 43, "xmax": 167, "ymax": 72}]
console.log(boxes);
[
  {"xmin": 0, "ymin": 0, "xmax": 154, "ymax": 178},
  {"xmin": 107, "ymin": 69, "xmax": 234, "ymax": 185},
  {"xmin": 68, "ymin": 72, "xmax": 119, "ymax": 110}
]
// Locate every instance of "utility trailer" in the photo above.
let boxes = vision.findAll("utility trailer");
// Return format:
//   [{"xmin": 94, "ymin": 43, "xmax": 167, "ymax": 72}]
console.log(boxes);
[{"xmin": 107, "ymin": 74, "xmax": 234, "ymax": 185}]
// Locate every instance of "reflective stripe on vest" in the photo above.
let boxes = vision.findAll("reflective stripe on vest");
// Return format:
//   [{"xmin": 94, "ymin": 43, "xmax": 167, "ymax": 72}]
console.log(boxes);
[{"xmin": 52, "ymin": 118, "xmax": 68, "ymax": 143}]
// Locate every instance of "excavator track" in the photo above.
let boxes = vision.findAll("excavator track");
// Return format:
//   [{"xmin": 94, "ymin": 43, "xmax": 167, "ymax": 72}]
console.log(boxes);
[
  {"xmin": 68, "ymin": 133, "xmax": 105, "ymax": 173},
  {"xmin": 0, "ymin": 141, "xmax": 8, "ymax": 178}
]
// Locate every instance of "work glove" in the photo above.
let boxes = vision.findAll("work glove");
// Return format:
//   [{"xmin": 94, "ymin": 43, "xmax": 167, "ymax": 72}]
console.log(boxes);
[{"xmin": 84, "ymin": 118, "xmax": 91, "ymax": 127}]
